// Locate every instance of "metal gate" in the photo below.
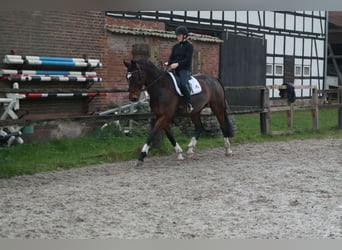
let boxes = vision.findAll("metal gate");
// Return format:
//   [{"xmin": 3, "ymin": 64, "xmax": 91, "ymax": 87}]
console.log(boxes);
[{"xmin": 220, "ymin": 34, "xmax": 266, "ymax": 112}]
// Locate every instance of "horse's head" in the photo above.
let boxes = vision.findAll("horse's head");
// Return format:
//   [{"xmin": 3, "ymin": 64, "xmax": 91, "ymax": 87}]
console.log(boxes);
[{"xmin": 124, "ymin": 60, "xmax": 145, "ymax": 102}]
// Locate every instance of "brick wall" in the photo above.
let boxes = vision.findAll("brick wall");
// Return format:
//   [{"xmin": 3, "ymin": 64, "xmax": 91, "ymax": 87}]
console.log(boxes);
[
  {"xmin": 0, "ymin": 11, "xmax": 106, "ymax": 117},
  {"xmin": 102, "ymin": 16, "xmax": 221, "ymax": 107},
  {"xmin": 0, "ymin": 11, "xmax": 105, "ymax": 60},
  {"xmin": 0, "ymin": 12, "xmax": 220, "ymax": 141},
  {"xmin": 0, "ymin": 12, "xmax": 220, "ymax": 114}
]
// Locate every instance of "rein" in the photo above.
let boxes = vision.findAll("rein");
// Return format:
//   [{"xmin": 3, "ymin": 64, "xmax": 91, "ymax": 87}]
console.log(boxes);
[
  {"xmin": 127, "ymin": 62, "xmax": 169, "ymax": 91},
  {"xmin": 132, "ymin": 68, "xmax": 169, "ymax": 92}
]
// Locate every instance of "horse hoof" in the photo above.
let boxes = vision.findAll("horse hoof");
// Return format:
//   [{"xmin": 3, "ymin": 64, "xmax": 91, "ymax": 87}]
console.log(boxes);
[
  {"xmin": 135, "ymin": 160, "xmax": 144, "ymax": 167},
  {"xmin": 187, "ymin": 148, "xmax": 194, "ymax": 155},
  {"xmin": 225, "ymin": 151, "xmax": 233, "ymax": 157},
  {"xmin": 187, "ymin": 152, "xmax": 195, "ymax": 159},
  {"xmin": 177, "ymin": 154, "xmax": 184, "ymax": 160}
]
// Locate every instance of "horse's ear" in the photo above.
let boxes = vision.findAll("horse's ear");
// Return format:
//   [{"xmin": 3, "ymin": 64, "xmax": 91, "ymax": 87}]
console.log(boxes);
[
  {"xmin": 123, "ymin": 60, "xmax": 130, "ymax": 68},
  {"xmin": 129, "ymin": 60, "xmax": 140, "ymax": 70}
]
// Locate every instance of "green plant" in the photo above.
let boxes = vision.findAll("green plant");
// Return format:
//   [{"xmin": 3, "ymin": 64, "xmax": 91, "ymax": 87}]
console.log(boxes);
[{"xmin": 1, "ymin": 108, "xmax": 341, "ymax": 178}]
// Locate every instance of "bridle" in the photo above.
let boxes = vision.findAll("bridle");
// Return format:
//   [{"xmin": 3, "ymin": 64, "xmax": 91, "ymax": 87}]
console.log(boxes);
[{"xmin": 127, "ymin": 67, "xmax": 168, "ymax": 92}]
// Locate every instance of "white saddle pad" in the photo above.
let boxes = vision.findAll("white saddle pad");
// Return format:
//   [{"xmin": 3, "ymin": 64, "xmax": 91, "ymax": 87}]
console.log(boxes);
[{"xmin": 168, "ymin": 72, "xmax": 202, "ymax": 96}]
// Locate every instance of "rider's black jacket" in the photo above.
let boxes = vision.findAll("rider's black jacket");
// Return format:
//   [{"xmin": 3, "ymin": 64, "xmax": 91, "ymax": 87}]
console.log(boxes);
[{"xmin": 167, "ymin": 40, "xmax": 193, "ymax": 73}]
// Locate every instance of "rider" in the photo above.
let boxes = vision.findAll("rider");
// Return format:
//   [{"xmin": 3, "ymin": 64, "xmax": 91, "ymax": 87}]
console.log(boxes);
[{"xmin": 165, "ymin": 26, "xmax": 194, "ymax": 113}]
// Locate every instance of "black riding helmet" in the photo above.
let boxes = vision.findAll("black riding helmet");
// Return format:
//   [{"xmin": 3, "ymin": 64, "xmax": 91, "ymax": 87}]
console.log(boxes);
[{"xmin": 175, "ymin": 26, "xmax": 189, "ymax": 36}]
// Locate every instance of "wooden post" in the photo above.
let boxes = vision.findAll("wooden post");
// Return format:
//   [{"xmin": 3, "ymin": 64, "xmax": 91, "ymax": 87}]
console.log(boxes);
[
  {"xmin": 287, "ymin": 101, "xmax": 294, "ymax": 131},
  {"xmin": 312, "ymin": 87, "xmax": 319, "ymax": 130},
  {"xmin": 128, "ymin": 103, "xmax": 134, "ymax": 131},
  {"xmin": 260, "ymin": 88, "xmax": 270, "ymax": 134}
]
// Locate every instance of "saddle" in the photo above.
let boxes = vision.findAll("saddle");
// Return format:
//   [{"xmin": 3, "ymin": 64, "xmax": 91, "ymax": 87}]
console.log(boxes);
[{"xmin": 168, "ymin": 72, "xmax": 202, "ymax": 96}]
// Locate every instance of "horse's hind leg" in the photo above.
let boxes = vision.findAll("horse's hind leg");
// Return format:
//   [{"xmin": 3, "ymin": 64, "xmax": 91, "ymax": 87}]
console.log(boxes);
[
  {"xmin": 224, "ymin": 137, "xmax": 233, "ymax": 156},
  {"xmin": 210, "ymin": 103, "xmax": 233, "ymax": 156}
]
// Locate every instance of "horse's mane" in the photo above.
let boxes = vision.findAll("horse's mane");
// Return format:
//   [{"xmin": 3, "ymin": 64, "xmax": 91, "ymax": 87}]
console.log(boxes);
[{"xmin": 135, "ymin": 59, "xmax": 162, "ymax": 74}]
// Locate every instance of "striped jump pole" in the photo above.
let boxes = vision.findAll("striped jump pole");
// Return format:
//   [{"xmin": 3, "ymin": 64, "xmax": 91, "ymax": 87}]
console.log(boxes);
[
  {"xmin": 0, "ymin": 69, "xmax": 102, "ymax": 82},
  {"xmin": 2, "ymin": 75, "xmax": 102, "ymax": 82},
  {"xmin": 0, "ymin": 69, "xmax": 98, "ymax": 76},
  {"xmin": 25, "ymin": 92, "xmax": 107, "ymax": 98},
  {"xmin": 3, "ymin": 55, "xmax": 102, "ymax": 67}
]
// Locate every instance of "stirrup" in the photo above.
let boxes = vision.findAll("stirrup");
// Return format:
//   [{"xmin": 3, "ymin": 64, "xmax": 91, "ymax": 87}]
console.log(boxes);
[{"xmin": 187, "ymin": 103, "xmax": 194, "ymax": 113}]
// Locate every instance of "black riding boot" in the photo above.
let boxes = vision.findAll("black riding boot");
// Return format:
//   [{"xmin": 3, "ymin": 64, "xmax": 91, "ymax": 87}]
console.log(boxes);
[{"xmin": 181, "ymin": 84, "xmax": 194, "ymax": 113}]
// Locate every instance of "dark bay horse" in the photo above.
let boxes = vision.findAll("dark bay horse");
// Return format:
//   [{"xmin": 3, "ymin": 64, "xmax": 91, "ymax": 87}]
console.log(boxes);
[{"xmin": 124, "ymin": 59, "xmax": 236, "ymax": 166}]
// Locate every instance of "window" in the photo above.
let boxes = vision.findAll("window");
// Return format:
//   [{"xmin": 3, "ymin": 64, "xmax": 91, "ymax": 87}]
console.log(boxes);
[
  {"xmin": 295, "ymin": 65, "xmax": 302, "ymax": 76},
  {"xmin": 294, "ymin": 65, "xmax": 311, "ymax": 76},
  {"xmin": 266, "ymin": 64, "xmax": 273, "ymax": 75},
  {"xmin": 303, "ymin": 66, "xmax": 310, "ymax": 76},
  {"xmin": 274, "ymin": 64, "xmax": 283, "ymax": 75}
]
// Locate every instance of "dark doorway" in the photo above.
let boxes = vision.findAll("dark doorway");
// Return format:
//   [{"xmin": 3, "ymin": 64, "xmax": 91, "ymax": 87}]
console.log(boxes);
[{"xmin": 220, "ymin": 33, "xmax": 266, "ymax": 112}]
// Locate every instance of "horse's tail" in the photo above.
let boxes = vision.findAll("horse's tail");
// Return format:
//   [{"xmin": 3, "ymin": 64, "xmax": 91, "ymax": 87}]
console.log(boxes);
[{"xmin": 217, "ymin": 78, "xmax": 237, "ymax": 137}]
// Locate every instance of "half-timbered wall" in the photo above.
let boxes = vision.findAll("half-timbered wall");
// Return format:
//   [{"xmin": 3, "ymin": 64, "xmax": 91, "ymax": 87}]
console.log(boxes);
[{"xmin": 107, "ymin": 11, "xmax": 327, "ymax": 98}]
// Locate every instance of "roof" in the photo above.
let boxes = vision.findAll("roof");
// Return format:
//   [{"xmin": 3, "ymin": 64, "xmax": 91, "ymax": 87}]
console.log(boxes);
[
  {"xmin": 105, "ymin": 24, "xmax": 223, "ymax": 43},
  {"xmin": 328, "ymin": 12, "xmax": 342, "ymax": 45},
  {"xmin": 329, "ymin": 11, "xmax": 342, "ymax": 28}
]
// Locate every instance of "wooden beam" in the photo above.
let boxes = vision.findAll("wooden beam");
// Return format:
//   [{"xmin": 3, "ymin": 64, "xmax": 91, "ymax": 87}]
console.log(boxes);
[
  {"xmin": 328, "ymin": 43, "xmax": 342, "ymax": 84},
  {"xmin": 260, "ymin": 88, "xmax": 270, "ymax": 134},
  {"xmin": 0, "ymin": 113, "xmax": 155, "ymax": 127},
  {"xmin": 312, "ymin": 88, "xmax": 319, "ymax": 130}
]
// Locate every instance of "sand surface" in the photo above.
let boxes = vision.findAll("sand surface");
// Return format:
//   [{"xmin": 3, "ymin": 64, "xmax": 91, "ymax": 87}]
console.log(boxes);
[{"xmin": 1, "ymin": 138, "xmax": 342, "ymax": 239}]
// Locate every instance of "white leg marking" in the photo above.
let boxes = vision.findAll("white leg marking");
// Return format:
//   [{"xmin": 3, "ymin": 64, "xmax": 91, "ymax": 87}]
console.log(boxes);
[
  {"xmin": 187, "ymin": 137, "xmax": 197, "ymax": 155},
  {"xmin": 224, "ymin": 137, "xmax": 233, "ymax": 156},
  {"xmin": 142, "ymin": 143, "xmax": 149, "ymax": 155},
  {"xmin": 174, "ymin": 143, "xmax": 184, "ymax": 160}
]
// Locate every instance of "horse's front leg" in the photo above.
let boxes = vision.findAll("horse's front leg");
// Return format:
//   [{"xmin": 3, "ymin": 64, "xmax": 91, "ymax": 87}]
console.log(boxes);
[
  {"xmin": 187, "ymin": 114, "xmax": 204, "ymax": 157},
  {"xmin": 137, "ymin": 128, "xmax": 157, "ymax": 166},
  {"xmin": 137, "ymin": 116, "xmax": 184, "ymax": 166},
  {"xmin": 164, "ymin": 124, "xmax": 184, "ymax": 160}
]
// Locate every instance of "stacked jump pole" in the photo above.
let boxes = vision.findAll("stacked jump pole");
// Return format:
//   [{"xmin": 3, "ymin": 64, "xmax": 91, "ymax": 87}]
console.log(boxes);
[{"xmin": 0, "ymin": 54, "xmax": 105, "ymax": 145}]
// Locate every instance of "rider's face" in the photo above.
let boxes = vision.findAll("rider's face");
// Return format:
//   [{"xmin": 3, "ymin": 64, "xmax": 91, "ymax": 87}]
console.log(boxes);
[{"xmin": 177, "ymin": 34, "xmax": 185, "ymax": 42}]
